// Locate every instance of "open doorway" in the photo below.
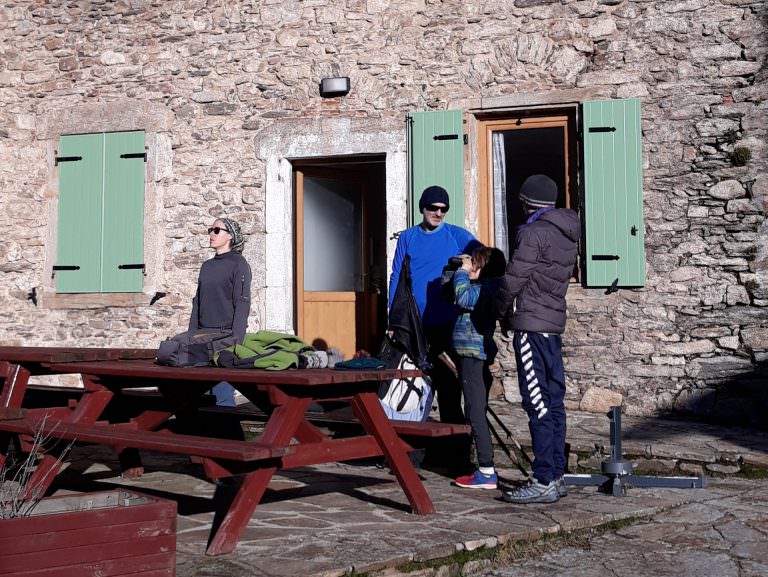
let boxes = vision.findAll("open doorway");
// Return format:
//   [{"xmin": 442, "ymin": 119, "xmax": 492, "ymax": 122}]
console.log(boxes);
[
  {"xmin": 477, "ymin": 112, "xmax": 578, "ymax": 256},
  {"xmin": 293, "ymin": 155, "xmax": 387, "ymax": 359}
]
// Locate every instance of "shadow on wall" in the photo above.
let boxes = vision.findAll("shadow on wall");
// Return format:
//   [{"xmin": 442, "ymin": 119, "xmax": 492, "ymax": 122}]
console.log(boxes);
[{"xmin": 665, "ymin": 364, "xmax": 768, "ymax": 431}]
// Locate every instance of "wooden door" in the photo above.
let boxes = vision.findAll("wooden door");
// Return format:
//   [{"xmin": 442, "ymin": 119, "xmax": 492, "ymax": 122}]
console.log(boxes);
[{"xmin": 295, "ymin": 168, "xmax": 368, "ymax": 359}]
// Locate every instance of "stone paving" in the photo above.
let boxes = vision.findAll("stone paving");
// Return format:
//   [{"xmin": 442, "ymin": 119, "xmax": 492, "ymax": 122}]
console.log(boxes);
[
  {"xmin": 480, "ymin": 477, "xmax": 768, "ymax": 577},
  {"xmin": 50, "ymin": 402, "xmax": 768, "ymax": 577}
]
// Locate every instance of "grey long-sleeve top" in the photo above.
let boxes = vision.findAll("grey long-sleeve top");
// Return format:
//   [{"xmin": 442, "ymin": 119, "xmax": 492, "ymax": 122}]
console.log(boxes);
[{"xmin": 188, "ymin": 251, "xmax": 252, "ymax": 342}]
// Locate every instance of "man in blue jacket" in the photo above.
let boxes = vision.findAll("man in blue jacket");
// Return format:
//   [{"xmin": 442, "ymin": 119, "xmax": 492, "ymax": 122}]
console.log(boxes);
[
  {"xmin": 389, "ymin": 185, "xmax": 479, "ymax": 472},
  {"xmin": 495, "ymin": 174, "xmax": 580, "ymax": 503}
]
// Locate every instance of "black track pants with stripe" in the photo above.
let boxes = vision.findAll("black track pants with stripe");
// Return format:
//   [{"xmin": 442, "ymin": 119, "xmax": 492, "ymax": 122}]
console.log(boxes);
[{"xmin": 512, "ymin": 330, "xmax": 566, "ymax": 484}]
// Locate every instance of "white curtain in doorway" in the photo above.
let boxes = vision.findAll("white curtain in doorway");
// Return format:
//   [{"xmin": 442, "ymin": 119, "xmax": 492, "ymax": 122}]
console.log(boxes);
[{"xmin": 492, "ymin": 132, "xmax": 509, "ymax": 257}]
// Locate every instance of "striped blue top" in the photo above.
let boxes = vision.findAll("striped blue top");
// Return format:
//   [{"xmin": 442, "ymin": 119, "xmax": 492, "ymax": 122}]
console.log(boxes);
[{"xmin": 451, "ymin": 269, "xmax": 499, "ymax": 361}]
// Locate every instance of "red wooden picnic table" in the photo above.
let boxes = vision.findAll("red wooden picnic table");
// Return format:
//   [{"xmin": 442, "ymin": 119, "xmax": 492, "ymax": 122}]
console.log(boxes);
[{"xmin": 0, "ymin": 347, "xmax": 455, "ymax": 555}]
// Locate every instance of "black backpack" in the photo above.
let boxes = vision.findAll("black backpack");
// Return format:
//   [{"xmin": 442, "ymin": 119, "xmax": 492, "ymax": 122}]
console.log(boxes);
[{"xmin": 156, "ymin": 329, "xmax": 237, "ymax": 367}]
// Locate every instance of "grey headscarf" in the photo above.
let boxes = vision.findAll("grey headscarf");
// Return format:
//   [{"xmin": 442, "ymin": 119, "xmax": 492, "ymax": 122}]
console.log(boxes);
[{"xmin": 219, "ymin": 217, "xmax": 245, "ymax": 253}]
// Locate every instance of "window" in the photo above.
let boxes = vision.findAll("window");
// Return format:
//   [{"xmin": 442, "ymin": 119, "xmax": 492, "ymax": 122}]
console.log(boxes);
[
  {"xmin": 54, "ymin": 131, "xmax": 145, "ymax": 293},
  {"xmin": 477, "ymin": 113, "xmax": 577, "ymax": 259},
  {"xmin": 408, "ymin": 99, "xmax": 645, "ymax": 288}
]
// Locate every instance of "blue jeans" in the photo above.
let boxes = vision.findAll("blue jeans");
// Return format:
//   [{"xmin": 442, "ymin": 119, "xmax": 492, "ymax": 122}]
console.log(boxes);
[{"xmin": 512, "ymin": 331, "xmax": 566, "ymax": 485}]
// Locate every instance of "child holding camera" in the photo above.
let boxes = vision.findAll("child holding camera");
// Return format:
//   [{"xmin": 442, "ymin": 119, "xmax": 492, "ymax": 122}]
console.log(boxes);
[{"xmin": 451, "ymin": 245, "xmax": 506, "ymax": 489}]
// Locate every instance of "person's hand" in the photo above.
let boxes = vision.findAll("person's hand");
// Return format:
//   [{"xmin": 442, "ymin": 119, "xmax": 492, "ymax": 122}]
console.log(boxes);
[{"xmin": 459, "ymin": 254, "xmax": 473, "ymax": 272}]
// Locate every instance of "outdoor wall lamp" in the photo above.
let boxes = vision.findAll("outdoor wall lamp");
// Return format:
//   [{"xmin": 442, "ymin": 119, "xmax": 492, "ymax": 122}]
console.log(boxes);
[{"xmin": 319, "ymin": 76, "xmax": 351, "ymax": 98}]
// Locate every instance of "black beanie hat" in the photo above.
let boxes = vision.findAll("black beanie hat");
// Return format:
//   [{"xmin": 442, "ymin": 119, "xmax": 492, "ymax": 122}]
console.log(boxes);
[
  {"xmin": 519, "ymin": 175, "xmax": 558, "ymax": 209},
  {"xmin": 419, "ymin": 185, "xmax": 450, "ymax": 213}
]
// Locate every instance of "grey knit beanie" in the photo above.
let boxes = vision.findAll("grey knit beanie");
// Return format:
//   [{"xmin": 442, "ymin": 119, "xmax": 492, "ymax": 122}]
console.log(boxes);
[
  {"xmin": 519, "ymin": 175, "xmax": 558, "ymax": 209},
  {"xmin": 219, "ymin": 217, "xmax": 245, "ymax": 253}
]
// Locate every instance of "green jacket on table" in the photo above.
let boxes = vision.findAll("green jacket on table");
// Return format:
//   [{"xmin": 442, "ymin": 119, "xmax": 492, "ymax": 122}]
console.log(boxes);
[{"xmin": 214, "ymin": 330, "xmax": 313, "ymax": 370}]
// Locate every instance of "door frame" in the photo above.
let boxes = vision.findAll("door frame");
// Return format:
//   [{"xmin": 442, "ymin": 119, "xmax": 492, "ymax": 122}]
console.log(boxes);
[
  {"xmin": 293, "ymin": 161, "xmax": 379, "ymax": 352},
  {"xmin": 259, "ymin": 120, "xmax": 406, "ymax": 336}
]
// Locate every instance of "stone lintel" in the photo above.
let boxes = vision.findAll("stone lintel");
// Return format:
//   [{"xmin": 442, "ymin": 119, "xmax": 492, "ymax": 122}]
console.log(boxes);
[
  {"xmin": 38, "ymin": 99, "xmax": 174, "ymax": 140},
  {"xmin": 464, "ymin": 87, "xmax": 610, "ymax": 112}
]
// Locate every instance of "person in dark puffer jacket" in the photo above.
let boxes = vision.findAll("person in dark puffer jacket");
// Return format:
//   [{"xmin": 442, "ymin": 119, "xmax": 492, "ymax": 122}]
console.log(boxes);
[{"xmin": 495, "ymin": 174, "xmax": 580, "ymax": 504}]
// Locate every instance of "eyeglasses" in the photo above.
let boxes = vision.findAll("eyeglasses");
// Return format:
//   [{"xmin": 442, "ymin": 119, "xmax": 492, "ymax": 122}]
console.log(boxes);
[
  {"xmin": 207, "ymin": 227, "xmax": 230, "ymax": 235},
  {"xmin": 425, "ymin": 204, "xmax": 449, "ymax": 214}
]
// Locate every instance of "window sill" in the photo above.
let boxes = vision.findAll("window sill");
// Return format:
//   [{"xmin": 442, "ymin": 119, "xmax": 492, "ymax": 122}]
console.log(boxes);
[{"xmin": 41, "ymin": 290, "xmax": 153, "ymax": 310}]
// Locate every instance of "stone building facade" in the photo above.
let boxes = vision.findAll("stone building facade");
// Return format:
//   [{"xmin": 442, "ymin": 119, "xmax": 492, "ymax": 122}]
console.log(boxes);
[{"xmin": 0, "ymin": 0, "xmax": 766, "ymax": 425}]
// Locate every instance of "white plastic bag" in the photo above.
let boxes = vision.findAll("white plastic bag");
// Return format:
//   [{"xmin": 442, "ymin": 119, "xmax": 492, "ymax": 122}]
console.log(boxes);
[{"xmin": 380, "ymin": 355, "xmax": 433, "ymax": 420}]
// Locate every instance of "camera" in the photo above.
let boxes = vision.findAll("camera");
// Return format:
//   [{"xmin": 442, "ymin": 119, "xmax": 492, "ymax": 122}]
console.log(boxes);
[{"xmin": 447, "ymin": 256, "xmax": 464, "ymax": 270}]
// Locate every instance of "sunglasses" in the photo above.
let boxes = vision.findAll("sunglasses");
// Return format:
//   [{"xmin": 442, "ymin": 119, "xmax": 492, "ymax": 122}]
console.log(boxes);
[
  {"xmin": 425, "ymin": 204, "xmax": 449, "ymax": 214},
  {"xmin": 207, "ymin": 226, "xmax": 230, "ymax": 235}
]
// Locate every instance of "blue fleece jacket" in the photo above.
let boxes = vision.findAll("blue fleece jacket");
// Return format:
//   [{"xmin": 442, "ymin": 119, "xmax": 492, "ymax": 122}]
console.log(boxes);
[{"xmin": 388, "ymin": 223, "xmax": 477, "ymax": 328}]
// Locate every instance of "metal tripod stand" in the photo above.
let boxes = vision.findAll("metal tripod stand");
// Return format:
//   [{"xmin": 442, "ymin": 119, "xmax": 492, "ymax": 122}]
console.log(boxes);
[{"xmin": 563, "ymin": 406, "xmax": 706, "ymax": 496}]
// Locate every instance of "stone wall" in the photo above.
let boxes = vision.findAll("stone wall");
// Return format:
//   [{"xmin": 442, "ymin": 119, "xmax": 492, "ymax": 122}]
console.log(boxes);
[{"xmin": 0, "ymin": 0, "xmax": 766, "ymax": 424}]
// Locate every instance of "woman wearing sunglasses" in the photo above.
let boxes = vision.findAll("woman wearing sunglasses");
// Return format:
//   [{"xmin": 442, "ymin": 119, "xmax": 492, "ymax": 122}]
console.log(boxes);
[
  {"xmin": 189, "ymin": 217, "xmax": 252, "ymax": 407},
  {"xmin": 122, "ymin": 217, "xmax": 252, "ymax": 478}
]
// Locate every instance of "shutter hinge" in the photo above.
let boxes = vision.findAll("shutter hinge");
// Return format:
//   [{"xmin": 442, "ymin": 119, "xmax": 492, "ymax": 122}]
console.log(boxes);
[
  {"xmin": 588, "ymin": 127, "xmax": 616, "ymax": 133},
  {"xmin": 591, "ymin": 255, "xmax": 620, "ymax": 261},
  {"xmin": 463, "ymin": 134, "xmax": 468, "ymax": 145},
  {"xmin": 433, "ymin": 134, "xmax": 459, "ymax": 141},
  {"xmin": 118, "ymin": 263, "xmax": 146, "ymax": 276},
  {"xmin": 120, "ymin": 152, "xmax": 147, "ymax": 162},
  {"xmin": 55, "ymin": 156, "xmax": 82, "ymax": 166},
  {"xmin": 51, "ymin": 265, "xmax": 80, "ymax": 279}
]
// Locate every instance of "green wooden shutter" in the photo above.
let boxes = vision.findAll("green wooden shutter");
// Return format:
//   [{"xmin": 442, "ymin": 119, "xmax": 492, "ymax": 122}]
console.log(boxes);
[
  {"xmin": 102, "ymin": 131, "xmax": 145, "ymax": 292},
  {"xmin": 56, "ymin": 131, "xmax": 145, "ymax": 293},
  {"xmin": 408, "ymin": 110, "xmax": 465, "ymax": 227},
  {"xmin": 583, "ymin": 98, "xmax": 645, "ymax": 287},
  {"xmin": 56, "ymin": 134, "xmax": 104, "ymax": 293}
]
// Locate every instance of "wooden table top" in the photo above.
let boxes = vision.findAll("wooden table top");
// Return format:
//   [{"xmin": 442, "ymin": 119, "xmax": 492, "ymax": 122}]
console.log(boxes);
[
  {"xmin": 40, "ymin": 357, "xmax": 419, "ymax": 386},
  {"xmin": 0, "ymin": 346, "xmax": 157, "ymax": 363}
]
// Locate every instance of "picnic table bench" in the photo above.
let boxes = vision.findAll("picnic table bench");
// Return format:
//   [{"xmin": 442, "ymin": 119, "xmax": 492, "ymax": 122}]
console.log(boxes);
[
  {"xmin": 0, "ymin": 416, "xmax": 290, "ymax": 462},
  {"xmin": 199, "ymin": 402, "xmax": 471, "ymax": 437},
  {"xmin": 0, "ymin": 346, "xmax": 470, "ymax": 555}
]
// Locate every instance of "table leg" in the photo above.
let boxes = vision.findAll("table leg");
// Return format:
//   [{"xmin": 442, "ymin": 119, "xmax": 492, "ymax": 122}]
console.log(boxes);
[
  {"xmin": 0, "ymin": 362, "xmax": 30, "ymax": 470},
  {"xmin": 0, "ymin": 433, "xmax": 10, "ymax": 471},
  {"xmin": 206, "ymin": 397, "xmax": 311, "ymax": 555},
  {"xmin": 21, "ymin": 454, "xmax": 64, "ymax": 501},
  {"xmin": 1, "ymin": 362, "xmax": 30, "ymax": 411},
  {"xmin": 351, "ymin": 391, "xmax": 435, "ymax": 515},
  {"xmin": 21, "ymin": 383, "xmax": 115, "ymax": 498}
]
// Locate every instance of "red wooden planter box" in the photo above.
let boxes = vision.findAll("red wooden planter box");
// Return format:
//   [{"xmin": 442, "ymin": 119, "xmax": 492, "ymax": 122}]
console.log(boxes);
[{"xmin": 0, "ymin": 490, "xmax": 176, "ymax": 577}]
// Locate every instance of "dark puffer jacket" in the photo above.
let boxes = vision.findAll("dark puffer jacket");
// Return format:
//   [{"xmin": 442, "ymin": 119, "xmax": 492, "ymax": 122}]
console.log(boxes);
[{"xmin": 495, "ymin": 209, "xmax": 580, "ymax": 334}]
